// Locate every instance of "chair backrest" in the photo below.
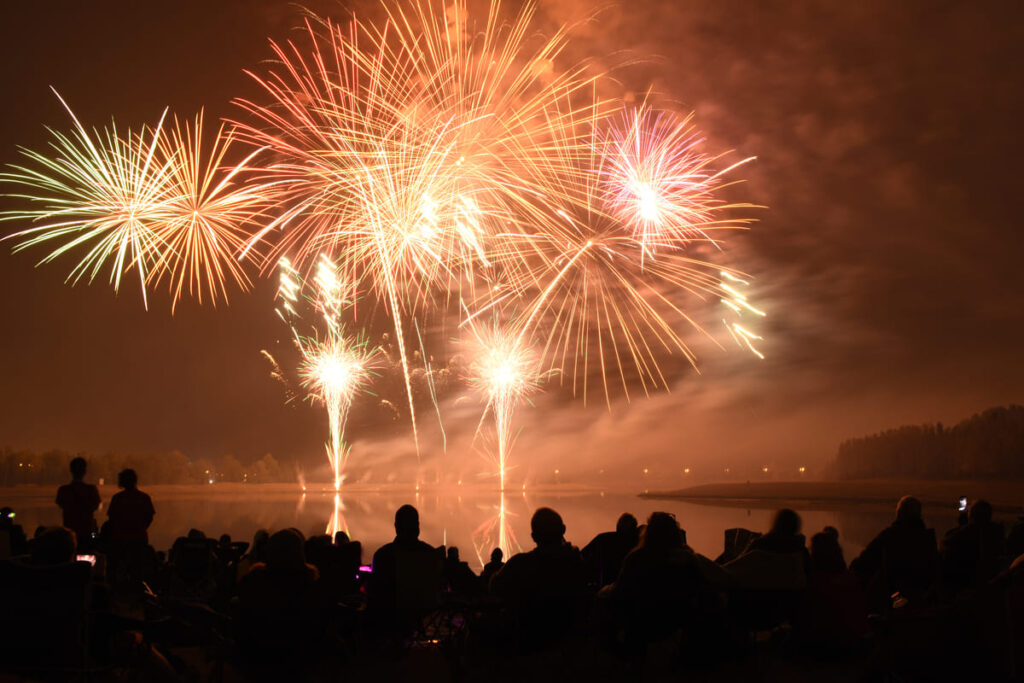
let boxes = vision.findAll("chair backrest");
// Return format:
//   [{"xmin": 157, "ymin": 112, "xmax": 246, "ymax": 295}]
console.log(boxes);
[{"xmin": 395, "ymin": 546, "xmax": 444, "ymax": 620}]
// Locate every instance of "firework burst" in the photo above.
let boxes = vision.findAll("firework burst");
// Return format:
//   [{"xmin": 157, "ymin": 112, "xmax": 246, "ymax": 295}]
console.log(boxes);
[
  {"xmin": 1, "ymin": 92, "xmax": 270, "ymax": 310},
  {"xmin": 466, "ymin": 319, "xmax": 543, "ymax": 490},
  {"xmin": 298, "ymin": 328, "xmax": 379, "ymax": 490}
]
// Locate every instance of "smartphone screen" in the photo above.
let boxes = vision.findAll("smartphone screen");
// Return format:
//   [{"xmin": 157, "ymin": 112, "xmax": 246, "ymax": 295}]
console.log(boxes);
[
  {"xmin": 76, "ymin": 554, "xmax": 96, "ymax": 566},
  {"xmin": 958, "ymin": 496, "xmax": 968, "ymax": 512}
]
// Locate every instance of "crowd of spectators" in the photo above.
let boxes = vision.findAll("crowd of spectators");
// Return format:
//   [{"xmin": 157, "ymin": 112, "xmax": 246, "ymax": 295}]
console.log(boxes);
[{"xmin": 0, "ymin": 458, "xmax": 1022, "ymax": 681}]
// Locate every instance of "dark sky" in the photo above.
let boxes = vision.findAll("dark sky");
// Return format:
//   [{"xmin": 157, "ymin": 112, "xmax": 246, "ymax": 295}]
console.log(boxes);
[{"xmin": 0, "ymin": 1, "xmax": 1021, "ymax": 483}]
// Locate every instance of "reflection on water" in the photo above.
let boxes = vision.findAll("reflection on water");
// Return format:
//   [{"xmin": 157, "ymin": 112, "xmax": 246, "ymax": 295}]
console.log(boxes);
[
  {"xmin": 4, "ymin": 486, "xmax": 968, "ymax": 570},
  {"xmin": 469, "ymin": 492, "xmax": 523, "ymax": 567}
]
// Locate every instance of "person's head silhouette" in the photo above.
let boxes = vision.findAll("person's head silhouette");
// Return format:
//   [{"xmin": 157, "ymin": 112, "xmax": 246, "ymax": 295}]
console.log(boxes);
[
  {"xmin": 117, "ymin": 468, "xmax": 138, "ymax": 490},
  {"xmin": 394, "ymin": 504, "xmax": 420, "ymax": 541},
  {"xmin": 69, "ymin": 457, "xmax": 87, "ymax": 481},
  {"xmin": 896, "ymin": 495, "xmax": 923, "ymax": 522},
  {"xmin": 770, "ymin": 508, "xmax": 801, "ymax": 536},
  {"xmin": 641, "ymin": 512, "xmax": 683, "ymax": 551},
  {"xmin": 490, "ymin": 547, "xmax": 503, "ymax": 563},
  {"xmin": 530, "ymin": 507, "xmax": 565, "ymax": 548},
  {"xmin": 616, "ymin": 513, "xmax": 638, "ymax": 536},
  {"xmin": 969, "ymin": 499, "xmax": 993, "ymax": 525}
]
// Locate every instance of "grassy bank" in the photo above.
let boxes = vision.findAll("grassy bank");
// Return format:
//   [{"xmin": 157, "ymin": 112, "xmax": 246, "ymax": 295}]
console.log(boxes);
[{"xmin": 642, "ymin": 479, "xmax": 1024, "ymax": 513}]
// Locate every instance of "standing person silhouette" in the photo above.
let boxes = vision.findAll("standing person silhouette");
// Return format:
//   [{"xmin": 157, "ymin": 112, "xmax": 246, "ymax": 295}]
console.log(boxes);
[
  {"xmin": 106, "ymin": 469, "xmax": 155, "ymax": 545},
  {"xmin": 55, "ymin": 457, "xmax": 100, "ymax": 551},
  {"xmin": 105, "ymin": 469, "xmax": 156, "ymax": 588}
]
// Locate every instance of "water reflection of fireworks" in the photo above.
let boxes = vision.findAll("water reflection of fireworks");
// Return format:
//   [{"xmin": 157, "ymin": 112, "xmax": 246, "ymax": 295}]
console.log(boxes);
[{"xmin": 471, "ymin": 492, "xmax": 521, "ymax": 566}]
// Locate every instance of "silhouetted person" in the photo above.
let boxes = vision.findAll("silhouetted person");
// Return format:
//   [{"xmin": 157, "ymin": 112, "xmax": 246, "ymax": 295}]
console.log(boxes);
[
  {"xmin": 940, "ymin": 499, "xmax": 1006, "ymax": 595},
  {"xmin": 609, "ymin": 512, "xmax": 704, "ymax": 653},
  {"xmin": 0, "ymin": 506, "xmax": 28, "ymax": 558},
  {"xmin": 55, "ymin": 456, "xmax": 100, "ymax": 551},
  {"xmin": 480, "ymin": 547, "xmax": 504, "ymax": 588},
  {"xmin": 106, "ymin": 469, "xmax": 156, "ymax": 589},
  {"xmin": 234, "ymin": 529, "xmax": 329, "ymax": 681},
  {"xmin": 0, "ymin": 526, "xmax": 93, "ymax": 670},
  {"xmin": 444, "ymin": 545, "xmax": 480, "ymax": 595},
  {"xmin": 810, "ymin": 527, "xmax": 846, "ymax": 573},
  {"xmin": 369, "ymin": 504, "xmax": 440, "ymax": 627},
  {"xmin": 237, "ymin": 529, "xmax": 270, "ymax": 580},
  {"xmin": 583, "ymin": 512, "xmax": 640, "ymax": 586},
  {"xmin": 746, "ymin": 508, "xmax": 811, "ymax": 572},
  {"xmin": 851, "ymin": 495, "xmax": 937, "ymax": 610},
  {"xmin": 29, "ymin": 526, "xmax": 77, "ymax": 566},
  {"xmin": 808, "ymin": 529, "xmax": 867, "ymax": 650},
  {"xmin": 491, "ymin": 507, "xmax": 588, "ymax": 652},
  {"xmin": 106, "ymin": 469, "xmax": 155, "ymax": 545},
  {"xmin": 332, "ymin": 530, "xmax": 362, "ymax": 594}
]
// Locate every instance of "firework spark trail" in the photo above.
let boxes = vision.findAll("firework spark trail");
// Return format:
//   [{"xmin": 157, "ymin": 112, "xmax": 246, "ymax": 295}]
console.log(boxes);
[
  {"xmin": 2, "ymin": 0, "xmax": 767, "ymax": 472},
  {"xmin": 466, "ymin": 319, "xmax": 541, "ymax": 490},
  {"xmin": 232, "ymin": 0, "xmax": 610, "ymax": 453},
  {"xmin": 276, "ymin": 255, "xmax": 378, "ymax": 489},
  {"xmin": 460, "ymin": 95, "xmax": 767, "ymax": 406},
  {"xmin": 148, "ymin": 111, "xmax": 270, "ymax": 310},
  {"xmin": 599, "ymin": 105, "xmax": 757, "ymax": 264},
  {"xmin": 1, "ymin": 91, "xmax": 272, "ymax": 310},
  {"xmin": 327, "ymin": 493, "xmax": 348, "ymax": 537},
  {"xmin": 297, "ymin": 327, "xmax": 378, "ymax": 490},
  {"xmin": 472, "ymin": 492, "xmax": 520, "ymax": 567},
  {"xmin": 0, "ymin": 90, "xmax": 174, "ymax": 309}
]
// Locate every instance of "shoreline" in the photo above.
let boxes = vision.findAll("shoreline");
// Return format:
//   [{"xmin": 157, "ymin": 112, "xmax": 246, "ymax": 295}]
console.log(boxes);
[{"xmin": 641, "ymin": 479, "xmax": 1024, "ymax": 513}]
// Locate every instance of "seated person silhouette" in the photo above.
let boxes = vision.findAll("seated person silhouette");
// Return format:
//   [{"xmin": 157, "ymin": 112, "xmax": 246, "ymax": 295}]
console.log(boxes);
[
  {"xmin": 941, "ymin": 499, "xmax": 1006, "ymax": 595},
  {"xmin": 745, "ymin": 508, "xmax": 810, "ymax": 573},
  {"xmin": 808, "ymin": 528, "xmax": 868, "ymax": 649},
  {"xmin": 443, "ymin": 545, "xmax": 480, "ymax": 595},
  {"xmin": 608, "ymin": 512, "xmax": 704, "ymax": 654},
  {"xmin": 0, "ymin": 527, "xmax": 92, "ymax": 667},
  {"xmin": 850, "ymin": 495, "xmax": 937, "ymax": 610},
  {"xmin": 480, "ymin": 547, "xmax": 504, "ymax": 590},
  {"xmin": 369, "ymin": 504, "xmax": 442, "ymax": 631},
  {"xmin": 582, "ymin": 512, "xmax": 640, "ymax": 587},
  {"xmin": 55, "ymin": 457, "xmax": 101, "ymax": 552},
  {"xmin": 491, "ymin": 507, "xmax": 589, "ymax": 652},
  {"xmin": 0, "ymin": 506, "xmax": 28, "ymax": 558},
  {"xmin": 234, "ymin": 528, "xmax": 328, "ymax": 681}
]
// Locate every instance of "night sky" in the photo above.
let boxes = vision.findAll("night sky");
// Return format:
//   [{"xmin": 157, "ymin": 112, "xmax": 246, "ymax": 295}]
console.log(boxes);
[{"xmin": 1, "ymin": 1, "xmax": 1021, "ymax": 483}]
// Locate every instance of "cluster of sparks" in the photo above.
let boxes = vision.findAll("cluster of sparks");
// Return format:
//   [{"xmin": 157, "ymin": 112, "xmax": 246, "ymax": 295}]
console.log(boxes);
[{"xmin": 1, "ymin": 0, "xmax": 765, "ymax": 487}]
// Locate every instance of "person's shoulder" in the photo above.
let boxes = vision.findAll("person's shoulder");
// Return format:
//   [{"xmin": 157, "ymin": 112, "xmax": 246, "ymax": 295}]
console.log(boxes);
[{"xmin": 372, "ymin": 541, "xmax": 395, "ymax": 561}]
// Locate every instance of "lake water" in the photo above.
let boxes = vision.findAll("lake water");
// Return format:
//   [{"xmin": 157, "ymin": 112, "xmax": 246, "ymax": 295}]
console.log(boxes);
[{"xmin": 4, "ymin": 485, "xmax": 968, "ymax": 570}]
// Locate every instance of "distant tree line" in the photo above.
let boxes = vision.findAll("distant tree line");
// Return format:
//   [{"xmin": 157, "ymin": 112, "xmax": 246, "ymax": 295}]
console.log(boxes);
[
  {"xmin": 0, "ymin": 448, "xmax": 289, "ymax": 487},
  {"xmin": 835, "ymin": 405, "xmax": 1024, "ymax": 480}
]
